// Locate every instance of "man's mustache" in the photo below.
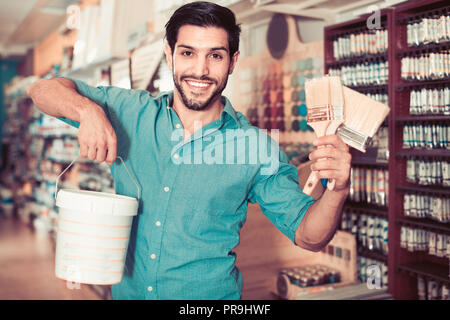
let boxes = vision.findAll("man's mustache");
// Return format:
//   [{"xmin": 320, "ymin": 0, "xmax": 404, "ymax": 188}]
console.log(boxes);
[{"xmin": 180, "ymin": 75, "xmax": 217, "ymax": 84}]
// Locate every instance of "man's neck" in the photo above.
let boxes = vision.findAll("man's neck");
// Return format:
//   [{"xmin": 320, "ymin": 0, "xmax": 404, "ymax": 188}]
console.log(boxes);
[{"xmin": 172, "ymin": 91, "xmax": 224, "ymax": 141}]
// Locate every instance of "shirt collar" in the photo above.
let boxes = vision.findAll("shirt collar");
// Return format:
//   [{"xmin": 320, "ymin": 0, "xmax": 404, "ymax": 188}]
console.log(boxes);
[{"xmin": 162, "ymin": 91, "xmax": 241, "ymax": 128}]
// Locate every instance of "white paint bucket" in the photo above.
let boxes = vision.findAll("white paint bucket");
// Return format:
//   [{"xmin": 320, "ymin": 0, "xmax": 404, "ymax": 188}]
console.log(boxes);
[{"xmin": 54, "ymin": 157, "xmax": 140, "ymax": 285}]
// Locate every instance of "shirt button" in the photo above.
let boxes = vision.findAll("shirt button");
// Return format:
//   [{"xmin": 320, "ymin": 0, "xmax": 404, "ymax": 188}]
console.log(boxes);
[
  {"xmin": 147, "ymin": 286, "xmax": 153, "ymax": 292},
  {"xmin": 164, "ymin": 187, "xmax": 170, "ymax": 192},
  {"xmin": 166, "ymin": 106, "xmax": 170, "ymax": 110},
  {"xmin": 150, "ymin": 254, "xmax": 156, "ymax": 259},
  {"xmin": 173, "ymin": 154, "xmax": 179, "ymax": 159},
  {"xmin": 176, "ymin": 123, "xmax": 181, "ymax": 129},
  {"xmin": 155, "ymin": 221, "xmax": 161, "ymax": 227}
]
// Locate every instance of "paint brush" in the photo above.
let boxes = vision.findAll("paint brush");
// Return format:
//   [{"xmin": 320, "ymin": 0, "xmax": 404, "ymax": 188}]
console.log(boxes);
[
  {"xmin": 302, "ymin": 77, "xmax": 333, "ymax": 196},
  {"xmin": 336, "ymin": 87, "xmax": 390, "ymax": 153},
  {"xmin": 324, "ymin": 76, "xmax": 345, "ymax": 191}
]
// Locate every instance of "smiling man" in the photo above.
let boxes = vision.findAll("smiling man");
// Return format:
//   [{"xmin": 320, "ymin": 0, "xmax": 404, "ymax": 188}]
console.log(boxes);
[{"xmin": 27, "ymin": 1, "xmax": 352, "ymax": 300}]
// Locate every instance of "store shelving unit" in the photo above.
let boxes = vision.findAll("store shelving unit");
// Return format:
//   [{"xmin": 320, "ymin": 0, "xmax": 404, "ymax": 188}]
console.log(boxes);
[
  {"xmin": 325, "ymin": 0, "xmax": 450, "ymax": 299},
  {"xmin": 324, "ymin": 8, "xmax": 393, "ymax": 287},
  {"xmin": 390, "ymin": 0, "xmax": 450, "ymax": 300}
]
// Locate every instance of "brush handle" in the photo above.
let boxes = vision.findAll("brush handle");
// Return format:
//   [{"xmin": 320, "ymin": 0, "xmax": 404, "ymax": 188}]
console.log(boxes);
[
  {"xmin": 303, "ymin": 144, "xmax": 327, "ymax": 196},
  {"xmin": 304, "ymin": 121, "xmax": 330, "ymax": 196},
  {"xmin": 325, "ymin": 120, "xmax": 344, "ymax": 191},
  {"xmin": 302, "ymin": 170, "xmax": 320, "ymax": 196}
]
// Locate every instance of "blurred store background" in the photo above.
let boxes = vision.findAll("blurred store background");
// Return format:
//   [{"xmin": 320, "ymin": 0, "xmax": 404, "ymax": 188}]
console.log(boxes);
[{"xmin": 0, "ymin": 0, "xmax": 449, "ymax": 301}]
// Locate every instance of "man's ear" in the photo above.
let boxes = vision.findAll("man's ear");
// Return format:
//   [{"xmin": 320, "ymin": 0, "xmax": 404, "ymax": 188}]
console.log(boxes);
[
  {"xmin": 228, "ymin": 50, "xmax": 240, "ymax": 75},
  {"xmin": 164, "ymin": 43, "xmax": 173, "ymax": 71}
]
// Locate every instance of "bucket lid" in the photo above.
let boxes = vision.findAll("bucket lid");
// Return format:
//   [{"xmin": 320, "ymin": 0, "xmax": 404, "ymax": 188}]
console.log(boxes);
[{"xmin": 56, "ymin": 189, "xmax": 138, "ymax": 216}]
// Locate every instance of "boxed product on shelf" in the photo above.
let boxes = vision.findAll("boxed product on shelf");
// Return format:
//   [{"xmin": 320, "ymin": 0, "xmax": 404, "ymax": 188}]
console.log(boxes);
[
  {"xmin": 406, "ymin": 14, "xmax": 450, "ymax": 47},
  {"xmin": 401, "ymin": 52, "xmax": 450, "ymax": 81},
  {"xmin": 332, "ymin": 29, "xmax": 388, "ymax": 60},
  {"xmin": 38, "ymin": 114, "xmax": 78, "ymax": 138},
  {"xmin": 0, "ymin": 186, "xmax": 14, "ymax": 217},
  {"xmin": 45, "ymin": 138, "xmax": 79, "ymax": 163},
  {"xmin": 400, "ymin": 225, "xmax": 449, "ymax": 258},
  {"xmin": 402, "ymin": 123, "xmax": 449, "ymax": 149},
  {"xmin": 403, "ymin": 193, "xmax": 449, "ymax": 222},
  {"xmin": 406, "ymin": 158, "xmax": 450, "ymax": 186},
  {"xmin": 328, "ymin": 60, "xmax": 388, "ymax": 87},
  {"xmin": 273, "ymin": 231, "xmax": 357, "ymax": 300},
  {"xmin": 349, "ymin": 167, "xmax": 389, "ymax": 206},
  {"xmin": 417, "ymin": 275, "xmax": 449, "ymax": 300},
  {"xmin": 409, "ymin": 87, "xmax": 450, "ymax": 115},
  {"xmin": 341, "ymin": 210, "xmax": 388, "ymax": 255}
]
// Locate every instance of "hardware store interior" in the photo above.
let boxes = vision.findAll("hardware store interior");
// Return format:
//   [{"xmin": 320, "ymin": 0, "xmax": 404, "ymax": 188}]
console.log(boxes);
[{"xmin": 0, "ymin": 0, "xmax": 449, "ymax": 300}]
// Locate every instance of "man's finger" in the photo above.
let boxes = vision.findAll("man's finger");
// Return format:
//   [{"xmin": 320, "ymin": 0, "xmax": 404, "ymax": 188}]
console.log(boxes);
[
  {"xmin": 105, "ymin": 139, "xmax": 117, "ymax": 166},
  {"xmin": 87, "ymin": 146, "xmax": 97, "ymax": 161},
  {"xmin": 313, "ymin": 134, "xmax": 348, "ymax": 151},
  {"xmin": 311, "ymin": 159, "xmax": 342, "ymax": 171},
  {"xmin": 96, "ymin": 147, "xmax": 107, "ymax": 163},
  {"xmin": 79, "ymin": 143, "xmax": 88, "ymax": 158},
  {"xmin": 309, "ymin": 147, "xmax": 339, "ymax": 161}
]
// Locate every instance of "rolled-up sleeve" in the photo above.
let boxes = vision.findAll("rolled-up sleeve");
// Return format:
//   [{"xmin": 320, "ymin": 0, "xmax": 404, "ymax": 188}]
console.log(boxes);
[
  {"xmin": 248, "ymin": 145, "xmax": 316, "ymax": 244},
  {"xmin": 55, "ymin": 77, "xmax": 145, "ymax": 129}
]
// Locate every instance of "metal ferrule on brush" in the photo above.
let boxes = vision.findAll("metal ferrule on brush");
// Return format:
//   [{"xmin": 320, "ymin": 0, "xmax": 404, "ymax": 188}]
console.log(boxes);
[
  {"xmin": 307, "ymin": 104, "xmax": 332, "ymax": 122},
  {"xmin": 336, "ymin": 124, "xmax": 371, "ymax": 152}
]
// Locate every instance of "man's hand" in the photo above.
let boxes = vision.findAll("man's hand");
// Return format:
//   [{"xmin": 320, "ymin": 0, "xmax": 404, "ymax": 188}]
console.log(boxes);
[
  {"xmin": 308, "ymin": 134, "xmax": 351, "ymax": 192},
  {"xmin": 78, "ymin": 105, "xmax": 117, "ymax": 166}
]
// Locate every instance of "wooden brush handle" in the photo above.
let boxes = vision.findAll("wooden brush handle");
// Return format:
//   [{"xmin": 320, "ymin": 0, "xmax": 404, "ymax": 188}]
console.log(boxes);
[
  {"xmin": 303, "ymin": 170, "xmax": 320, "ymax": 196},
  {"xmin": 303, "ymin": 144, "xmax": 327, "ymax": 196}
]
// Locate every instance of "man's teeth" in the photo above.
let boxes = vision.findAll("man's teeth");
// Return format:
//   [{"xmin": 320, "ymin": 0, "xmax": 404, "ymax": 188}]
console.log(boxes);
[{"xmin": 187, "ymin": 81, "xmax": 210, "ymax": 88}]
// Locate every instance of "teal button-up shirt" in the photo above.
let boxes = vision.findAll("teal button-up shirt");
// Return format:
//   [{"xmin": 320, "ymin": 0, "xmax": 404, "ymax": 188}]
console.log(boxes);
[{"xmin": 59, "ymin": 77, "xmax": 316, "ymax": 300}]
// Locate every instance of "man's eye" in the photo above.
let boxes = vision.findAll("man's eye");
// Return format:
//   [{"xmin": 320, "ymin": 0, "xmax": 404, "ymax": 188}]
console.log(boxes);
[
  {"xmin": 182, "ymin": 51, "xmax": 192, "ymax": 57},
  {"xmin": 211, "ymin": 53, "xmax": 222, "ymax": 60}
]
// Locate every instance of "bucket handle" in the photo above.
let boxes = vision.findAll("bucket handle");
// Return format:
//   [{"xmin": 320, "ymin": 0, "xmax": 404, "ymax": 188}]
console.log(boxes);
[{"xmin": 55, "ymin": 156, "xmax": 141, "ymax": 201}]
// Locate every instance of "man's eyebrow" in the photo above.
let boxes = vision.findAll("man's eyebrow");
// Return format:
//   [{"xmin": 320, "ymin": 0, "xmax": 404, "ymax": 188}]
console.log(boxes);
[{"xmin": 177, "ymin": 44, "xmax": 229, "ymax": 53}]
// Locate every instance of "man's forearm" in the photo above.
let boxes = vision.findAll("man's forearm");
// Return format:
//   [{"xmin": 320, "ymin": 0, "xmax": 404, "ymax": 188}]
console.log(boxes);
[
  {"xmin": 27, "ymin": 78, "xmax": 97, "ymax": 121},
  {"xmin": 295, "ymin": 186, "xmax": 349, "ymax": 251}
]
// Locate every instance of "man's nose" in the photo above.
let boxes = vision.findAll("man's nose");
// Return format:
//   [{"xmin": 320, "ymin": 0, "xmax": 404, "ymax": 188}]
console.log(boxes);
[{"xmin": 192, "ymin": 56, "xmax": 209, "ymax": 77}]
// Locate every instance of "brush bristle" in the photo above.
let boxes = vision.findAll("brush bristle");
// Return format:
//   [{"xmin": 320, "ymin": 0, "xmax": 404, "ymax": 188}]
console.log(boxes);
[
  {"xmin": 329, "ymin": 76, "xmax": 344, "ymax": 107},
  {"xmin": 305, "ymin": 77, "xmax": 330, "ymax": 110},
  {"xmin": 342, "ymin": 86, "xmax": 390, "ymax": 138}
]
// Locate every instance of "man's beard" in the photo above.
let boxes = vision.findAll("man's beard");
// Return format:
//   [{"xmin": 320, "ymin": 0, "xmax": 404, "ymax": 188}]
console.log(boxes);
[{"xmin": 173, "ymin": 73, "xmax": 229, "ymax": 111}]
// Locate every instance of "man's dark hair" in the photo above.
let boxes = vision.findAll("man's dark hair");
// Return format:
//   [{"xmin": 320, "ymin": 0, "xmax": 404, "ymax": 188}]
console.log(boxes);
[{"xmin": 165, "ymin": 1, "xmax": 241, "ymax": 58}]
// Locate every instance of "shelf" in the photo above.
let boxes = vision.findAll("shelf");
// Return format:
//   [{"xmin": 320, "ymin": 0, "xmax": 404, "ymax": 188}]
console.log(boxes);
[
  {"xmin": 397, "ymin": 41, "xmax": 450, "ymax": 58},
  {"xmin": 357, "ymin": 246, "xmax": 388, "ymax": 263},
  {"xmin": 396, "ymin": 3, "xmax": 450, "ymax": 25},
  {"xmin": 344, "ymin": 201, "xmax": 388, "ymax": 218},
  {"xmin": 325, "ymin": 11, "xmax": 389, "ymax": 40},
  {"xmin": 396, "ymin": 149, "xmax": 450, "ymax": 158},
  {"xmin": 395, "ymin": 115, "xmax": 450, "ymax": 123},
  {"xmin": 326, "ymin": 52, "xmax": 388, "ymax": 68},
  {"xmin": 61, "ymin": 56, "xmax": 122, "ymax": 79},
  {"xmin": 396, "ymin": 218, "xmax": 450, "ymax": 235},
  {"xmin": 396, "ymin": 262, "xmax": 449, "ymax": 284},
  {"xmin": 325, "ymin": 0, "xmax": 450, "ymax": 301},
  {"xmin": 395, "ymin": 79, "xmax": 450, "ymax": 91},
  {"xmin": 396, "ymin": 185, "xmax": 450, "ymax": 196},
  {"xmin": 347, "ymin": 84, "xmax": 388, "ymax": 94},
  {"xmin": 351, "ymin": 158, "xmax": 388, "ymax": 168}
]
